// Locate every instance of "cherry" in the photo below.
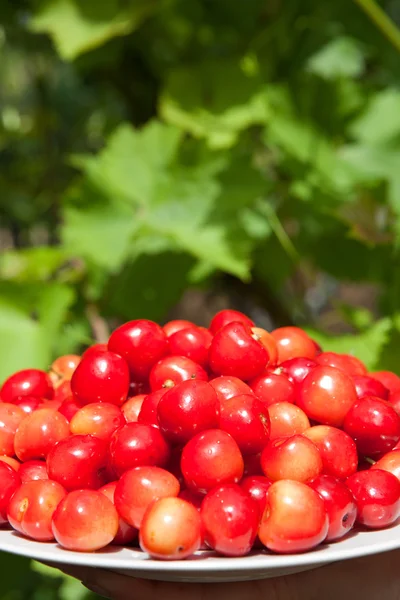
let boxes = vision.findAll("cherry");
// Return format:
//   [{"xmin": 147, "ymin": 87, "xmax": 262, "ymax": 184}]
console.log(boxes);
[
  {"xmin": 0, "ymin": 456, "xmax": 20, "ymax": 471},
  {"xmin": 108, "ymin": 319, "xmax": 168, "ymax": 381},
  {"xmin": 0, "ymin": 462, "xmax": 21, "ymax": 524},
  {"xmin": 251, "ymin": 328, "xmax": 278, "ymax": 367},
  {"xmin": 163, "ymin": 320, "xmax": 195, "ymax": 338},
  {"xmin": 140, "ymin": 497, "xmax": 202, "ymax": 559},
  {"xmin": 14, "ymin": 396, "xmax": 42, "ymax": 415},
  {"xmin": 1, "ymin": 369, "xmax": 53, "ymax": 403},
  {"xmin": 371, "ymin": 449, "xmax": 400, "ymax": 482},
  {"xmin": 258, "ymin": 480, "xmax": 328, "ymax": 553},
  {"xmin": 209, "ymin": 309, "xmax": 254, "ymax": 335},
  {"xmin": 389, "ymin": 390, "xmax": 400, "ymax": 416},
  {"xmin": 19, "ymin": 460, "xmax": 48, "ymax": 483},
  {"xmin": 370, "ymin": 371, "xmax": 400, "ymax": 394},
  {"xmin": 58, "ymin": 396, "xmax": 84, "ymax": 421},
  {"xmin": 218, "ymin": 394, "xmax": 270, "ymax": 455},
  {"xmin": 297, "ymin": 365, "xmax": 358, "ymax": 427},
  {"xmin": 168, "ymin": 327, "xmax": 212, "ymax": 368},
  {"xmin": 52, "ymin": 490, "xmax": 119, "ymax": 551},
  {"xmin": 149, "ymin": 356, "xmax": 208, "ymax": 391},
  {"xmin": 243, "ymin": 453, "xmax": 263, "ymax": 477},
  {"xmin": 261, "ymin": 435, "xmax": 323, "ymax": 483},
  {"xmin": 137, "ymin": 389, "xmax": 168, "ymax": 427},
  {"xmin": 303, "ymin": 425, "xmax": 358, "ymax": 480},
  {"xmin": 249, "ymin": 371, "xmax": 296, "ymax": 407},
  {"xmin": 8, "ymin": 480, "xmax": 66, "ymax": 541},
  {"xmin": 267, "ymin": 402, "xmax": 310, "ymax": 440},
  {"xmin": 308, "ymin": 474, "xmax": 357, "ymax": 541},
  {"xmin": 47, "ymin": 434, "xmax": 108, "ymax": 490},
  {"xmin": 49, "ymin": 355, "xmax": 80, "ymax": 387},
  {"xmin": 280, "ymin": 357, "xmax": 317, "ymax": 386},
  {"xmin": 82, "ymin": 343, "xmax": 108, "ymax": 359},
  {"xmin": 316, "ymin": 352, "xmax": 367, "ymax": 377},
  {"xmin": 99, "ymin": 481, "xmax": 138, "ymax": 545},
  {"xmin": 14, "ymin": 408, "xmax": 70, "ymax": 462},
  {"xmin": 201, "ymin": 484, "xmax": 260, "ymax": 556},
  {"xmin": 209, "ymin": 322, "xmax": 270, "ymax": 380},
  {"xmin": 346, "ymin": 469, "xmax": 400, "ymax": 529},
  {"xmin": 181, "ymin": 429, "xmax": 244, "ymax": 494},
  {"xmin": 0, "ymin": 403, "xmax": 25, "ymax": 456},
  {"xmin": 240, "ymin": 475, "xmax": 272, "ymax": 515},
  {"xmin": 343, "ymin": 397, "xmax": 400, "ymax": 457},
  {"xmin": 270, "ymin": 327, "xmax": 317, "ymax": 363},
  {"xmin": 109, "ymin": 422, "xmax": 170, "ymax": 477},
  {"xmin": 114, "ymin": 465, "xmax": 180, "ymax": 529},
  {"xmin": 353, "ymin": 375, "xmax": 389, "ymax": 401},
  {"xmin": 209, "ymin": 376, "xmax": 253, "ymax": 402},
  {"xmin": 122, "ymin": 394, "xmax": 146, "ymax": 422},
  {"xmin": 71, "ymin": 350, "xmax": 129, "ymax": 406},
  {"xmin": 157, "ymin": 380, "xmax": 220, "ymax": 445},
  {"xmin": 70, "ymin": 402, "xmax": 125, "ymax": 442}
]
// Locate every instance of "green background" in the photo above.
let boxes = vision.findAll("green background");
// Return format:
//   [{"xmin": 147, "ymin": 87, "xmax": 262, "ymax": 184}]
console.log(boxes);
[{"xmin": 2, "ymin": 0, "xmax": 400, "ymax": 597}]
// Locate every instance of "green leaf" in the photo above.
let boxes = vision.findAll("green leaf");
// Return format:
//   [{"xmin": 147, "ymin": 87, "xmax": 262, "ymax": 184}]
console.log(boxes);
[
  {"xmin": 0, "ymin": 247, "xmax": 68, "ymax": 282},
  {"xmin": 305, "ymin": 318, "xmax": 392, "ymax": 370},
  {"xmin": 30, "ymin": 0, "xmax": 156, "ymax": 60},
  {"xmin": 307, "ymin": 37, "xmax": 366, "ymax": 80},
  {"xmin": 160, "ymin": 59, "xmax": 269, "ymax": 149},
  {"xmin": 350, "ymin": 89, "xmax": 400, "ymax": 145}
]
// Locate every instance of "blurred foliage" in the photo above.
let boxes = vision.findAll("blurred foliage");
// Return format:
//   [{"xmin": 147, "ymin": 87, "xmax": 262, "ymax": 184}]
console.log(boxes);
[{"xmin": 2, "ymin": 0, "xmax": 400, "ymax": 597}]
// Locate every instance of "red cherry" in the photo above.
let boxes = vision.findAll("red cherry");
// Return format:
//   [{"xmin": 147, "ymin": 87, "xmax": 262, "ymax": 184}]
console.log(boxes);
[
  {"xmin": 267, "ymin": 402, "xmax": 310, "ymax": 440},
  {"xmin": 316, "ymin": 352, "xmax": 367, "ymax": 377},
  {"xmin": 261, "ymin": 435, "xmax": 323, "ymax": 483},
  {"xmin": 308, "ymin": 474, "xmax": 357, "ymax": 541},
  {"xmin": 240, "ymin": 475, "xmax": 272, "ymax": 515},
  {"xmin": 53, "ymin": 380, "xmax": 73, "ymax": 405},
  {"xmin": 371, "ymin": 450, "xmax": 400, "ymax": 482},
  {"xmin": 209, "ymin": 309, "xmax": 254, "ymax": 335},
  {"xmin": 209, "ymin": 376, "xmax": 253, "ymax": 402},
  {"xmin": 19, "ymin": 460, "xmax": 48, "ymax": 483},
  {"xmin": 389, "ymin": 391, "xmax": 400, "ymax": 416},
  {"xmin": 108, "ymin": 319, "xmax": 168, "ymax": 382},
  {"xmin": 14, "ymin": 396, "xmax": 43, "ymax": 415},
  {"xmin": 201, "ymin": 484, "xmax": 260, "ymax": 556},
  {"xmin": 109, "ymin": 422, "xmax": 170, "ymax": 477},
  {"xmin": 137, "ymin": 389, "xmax": 168, "ymax": 427},
  {"xmin": 58, "ymin": 396, "xmax": 85, "ymax": 422},
  {"xmin": 280, "ymin": 357, "xmax": 317, "ymax": 386},
  {"xmin": 1, "ymin": 369, "xmax": 53, "ymax": 403},
  {"xmin": 71, "ymin": 350, "xmax": 129, "ymax": 406},
  {"xmin": 163, "ymin": 320, "xmax": 194, "ymax": 338},
  {"xmin": 218, "ymin": 394, "xmax": 270, "ymax": 455},
  {"xmin": 168, "ymin": 327, "xmax": 212, "ymax": 368},
  {"xmin": 122, "ymin": 394, "xmax": 146, "ymax": 422},
  {"xmin": 149, "ymin": 356, "xmax": 208, "ymax": 391},
  {"xmin": 0, "ymin": 403, "xmax": 25, "ymax": 456},
  {"xmin": 251, "ymin": 328, "xmax": 278, "ymax": 367},
  {"xmin": 8, "ymin": 480, "xmax": 66, "ymax": 541},
  {"xmin": 0, "ymin": 462, "xmax": 21, "ymax": 524},
  {"xmin": 14, "ymin": 408, "xmax": 70, "ymax": 462},
  {"xmin": 82, "ymin": 344, "xmax": 108, "ymax": 359},
  {"xmin": 0, "ymin": 456, "xmax": 20, "ymax": 471},
  {"xmin": 303, "ymin": 425, "xmax": 358, "ymax": 480},
  {"xmin": 370, "ymin": 371, "xmax": 400, "ymax": 394},
  {"xmin": 353, "ymin": 375, "xmax": 389, "ymax": 400},
  {"xmin": 181, "ymin": 429, "xmax": 244, "ymax": 494},
  {"xmin": 249, "ymin": 371, "xmax": 296, "ymax": 406},
  {"xmin": 47, "ymin": 434, "xmax": 108, "ymax": 490},
  {"xmin": 343, "ymin": 397, "xmax": 400, "ymax": 457},
  {"xmin": 346, "ymin": 469, "xmax": 400, "ymax": 529},
  {"xmin": 297, "ymin": 365, "xmax": 358, "ymax": 427},
  {"xmin": 243, "ymin": 453, "xmax": 263, "ymax": 477},
  {"xmin": 52, "ymin": 490, "xmax": 119, "ymax": 551},
  {"xmin": 70, "ymin": 402, "xmax": 125, "ymax": 442},
  {"xmin": 99, "ymin": 481, "xmax": 138, "ymax": 545},
  {"xmin": 209, "ymin": 322, "xmax": 270, "ymax": 380},
  {"xmin": 157, "ymin": 380, "xmax": 220, "ymax": 445},
  {"xmin": 270, "ymin": 327, "xmax": 317, "ymax": 363},
  {"xmin": 49, "ymin": 355, "xmax": 81, "ymax": 387},
  {"xmin": 258, "ymin": 480, "xmax": 328, "ymax": 553}
]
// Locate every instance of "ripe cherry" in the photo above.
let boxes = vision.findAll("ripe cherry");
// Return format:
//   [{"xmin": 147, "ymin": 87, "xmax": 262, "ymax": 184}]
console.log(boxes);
[
  {"xmin": 267, "ymin": 402, "xmax": 310, "ymax": 440},
  {"xmin": 70, "ymin": 402, "xmax": 125, "ymax": 442},
  {"xmin": 261, "ymin": 435, "xmax": 323, "ymax": 483},
  {"xmin": 181, "ymin": 429, "xmax": 244, "ymax": 494},
  {"xmin": 58, "ymin": 396, "xmax": 83, "ymax": 422},
  {"xmin": 240, "ymin": 475, "xmax": 272, "ymax": 515},
  {"xmin": 249, "ymin": 371, "xmax": 295, "ymax": 407},
  {"xmin": 99, "ymin": 481, "xmax": 138, "ymax": 545},
  {"xmin": 8, "ymin": 480, "xmax": 66, "ymax": 541},
  {"xmin": 251, "ymin": 328, "xmax": 278, "ymax": 367},
  {"xmin": 371, "ymin": 449, "xmax": 400, "ymax": 482},
  {"xmin": 52, "ymin": 490, "xmax": 119, "ymax": 551},
  {"xmin": 109, "ymin": 422, "xmax": 170, "ymax": 477},
  {"xmin": 163, "ymin": 320, "xmax": 194, "ymax": 338},
  {"xmin": 219, "ymin": 394, "xmax": 270, "ymax": 455},
  {"xmin": 346, "ymin": 469, "xmax": 400, "ymax": 529},
  {"xmin": 0, "ymin": 456, "xmax": 20, "ymax": 471},
  {"xmin": 168, "ymin": 327, "xmax": 212, "ymax": 368},
  {"xmin": 297, "ymin": 365, "xmax": 358, "ymax": 427},
  {"xmin": 140, "ymin": 497, "xmax": 201, "ymax": 560},
  {"xmin": 157, "ymin": 380, "xmax": 220, "ymax": 445},
  {"xmin": 0, "ymin": 462, "xmax": 21, "ymax": 524},
  {"xmin": 1, "ymin": 369, "xmax": 53, "ymax": 403},
  {"xmin": 316, "ymin": 352, "xmax": 367, "ymax": 377},
  {"xmin": 303, "ymin": 425, "xmax": 358, "ymax": 480},
  {"xmin": 209, "ymin": 376, "xmax": 253, "ymax": 402},
  {"xmin": 14, "ymin": 396, "xmax": 42, "ymax": 415},
  {"xmin": 14, "ymin": 408, "xmax": 69, "ymax": 462},
  {"xmin": 258, "ymin": 480, "xmax": 328, "ymax": 553},
  {"xmin": 370, "ymin": 371, "xmax": 400, "ymax": 394},
  {"xmin": 201, "ymin": 484, "xmax": 260, "ymax": 556},
  {"xmin": 353, "ymin": 375, "xmax": 389, "ymax": 401},
  {"xmin": 209, "ymin": 309, "xmax": 254, "ymax": 335},
  {"xmin": 19, "ymin": 460, "xmax": 48, "ymax": 483},
  {"xmin": 137, "ymin": 390, "xmax": 168, "ymax": 427},
  {"xmin": 108, "ymin": 319, "xmax": 168, "ymax": 382},
  {"xmin": 71, "ymin": 350, "xmax": 129, "ymax": 406},
  {"xmin": 149, "ymin": 356, "xmax": 208, "ymax": 391},
  {"xmin": 114, "ymin": 465, "xmax": 180, "ymax": 529},
  {"xmin": 280, "ymin": 357, "xmax": 317, "ymax": 386},
  {"xmin": 0, "ymin": 403, "xmax": 25, "ymax": 456},
  {"xmin": 49, "ymin": 355, "xmax": 80, "ymax": 387},
  {"xmin": 343, "ymin": 397, "xmax": 400, "ymax": 457},
  {"xmin": 389, "ymin": 391, "xmax": 400, "ymax": 416},
  {"xmin": 122, "ymin": 394, "xmax": 146, "ymax": 422},
  {"xmin": 209, "ymin": 322, "xmax": 270, "ymax": 380},
  {"xmin": 270, "ymin": 327, "xmax": 317, "ymax": 363},
  {"xmin": 308, "ymin": 474, "xmax": 357, "ymax": 541}
]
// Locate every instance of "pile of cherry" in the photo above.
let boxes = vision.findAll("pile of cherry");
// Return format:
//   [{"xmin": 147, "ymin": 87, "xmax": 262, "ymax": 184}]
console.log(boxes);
[{"xmin": 1, "ymin": 310, "xmax": 400, "ymax": 560}]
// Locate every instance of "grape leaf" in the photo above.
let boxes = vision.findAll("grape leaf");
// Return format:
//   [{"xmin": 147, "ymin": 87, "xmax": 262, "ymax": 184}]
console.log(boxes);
[
  {"xmin": 305, "ymin": 318, "xmax": 392, "ymax": 370},
  {"xmin": 307, "ymin": 37, "xmax": 365, "ymax": 80},
  {"xmin": 350, "ymin": 89, "xmax": 400, "ymax": 145},
  {"xmin": 30, "ymin": 0, "xmax": 156, "ymax": 60}
]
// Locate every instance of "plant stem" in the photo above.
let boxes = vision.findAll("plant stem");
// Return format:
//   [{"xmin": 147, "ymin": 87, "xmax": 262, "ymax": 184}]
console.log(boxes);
[{"xmin": 353, "ymin": 0, "xmax": 400, "ymax": 53}]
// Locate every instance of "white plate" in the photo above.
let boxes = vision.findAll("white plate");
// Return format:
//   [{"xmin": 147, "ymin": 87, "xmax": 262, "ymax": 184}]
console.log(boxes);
[{"xmin": 0, "ymin": 524, "xmax": 399, "ymax": 583}]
